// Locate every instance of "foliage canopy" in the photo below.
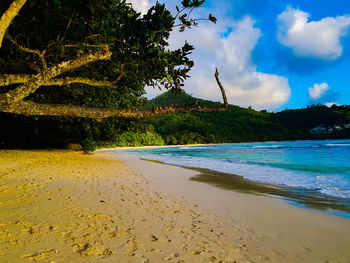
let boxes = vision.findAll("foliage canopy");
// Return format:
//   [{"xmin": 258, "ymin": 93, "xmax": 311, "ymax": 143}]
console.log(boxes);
[{"xmin": 0, "ymin": 0, "xmax": 224, "ymax": 118}]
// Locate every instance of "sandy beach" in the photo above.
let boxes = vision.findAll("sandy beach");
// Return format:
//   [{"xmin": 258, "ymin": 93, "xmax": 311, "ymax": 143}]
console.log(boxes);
[{"xmin": 1, "ymin": 150, "xmax": 350, "ymax": 262}]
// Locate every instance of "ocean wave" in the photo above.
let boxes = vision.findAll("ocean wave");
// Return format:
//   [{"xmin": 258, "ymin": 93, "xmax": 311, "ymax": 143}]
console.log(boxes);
[
  {"xmin": 120, "ymin": 139, "xmax": 350, "ymax": 199},
  {"xmin": 252, "ymin": 144, "xmax": 320, "ymax": 149},
  {"xmin": 316, "ymin": 175, "xmax": 350, "ymax": 198},
  {"xmin": 252, "ymin": 145, "xmax": 283, "ymax": 149},
  {"xmin": 135, "ymin": 153, "xmax": 350, "ymax": 199},
  {"xmin": 325, "ymin": 143, "xmax": 350, "ymax": 147}
]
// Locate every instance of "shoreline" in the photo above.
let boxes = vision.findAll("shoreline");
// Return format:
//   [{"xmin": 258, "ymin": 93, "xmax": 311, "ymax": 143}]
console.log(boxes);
[
  {"xmin": 140, "ymin": 158, "xmax": 350, "ymax": 218},
  {"xmin": 113, "ymin": 152, "xmax": 350, "ymax": 262},
  {"xmin": 102, "ymin": 143, "xmax": 350, "ymax": 218},
  {"xmin": 1, "ymin": 150, "xmax": 350, "ymax": 262},
  {"xmin": 99, "ymin": 138, "xmax": 348, "ymax": 151}
]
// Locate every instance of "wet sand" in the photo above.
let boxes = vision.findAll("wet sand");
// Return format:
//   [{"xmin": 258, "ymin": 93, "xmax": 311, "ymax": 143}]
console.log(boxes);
[
  {"xmin": 1, "ymin": 150, "xmax": 350, "ymax": 262},
  {"xmin": 140, "ymin": 159, "xmax": 350, "ymax": 216},
  {"xmin": 116, "ymin": 152, "xmax": 350, "ymax": 263}
]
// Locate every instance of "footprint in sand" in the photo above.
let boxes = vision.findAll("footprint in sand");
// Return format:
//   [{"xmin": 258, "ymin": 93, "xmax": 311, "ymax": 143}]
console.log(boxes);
[
  {"xmin": 72, "ymin": 241, "xmax": 113, "ymax": 257},
  {"xmin": 21, "ymin": 248, "xmax": 59, "ymax": 261},
  {"xmin": 150, "ymin": 235, "xmax": 158, "ymax": 242}
]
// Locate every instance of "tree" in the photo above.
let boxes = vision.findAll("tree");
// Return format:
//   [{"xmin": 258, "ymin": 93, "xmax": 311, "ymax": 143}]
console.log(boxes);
[
  {"xmin": 0, "ymin": 0, "xmax": 27, "ymax": 48},
  {"xmin": 0, "ymin": 0, "xmax": 227, "ymax": 120}
]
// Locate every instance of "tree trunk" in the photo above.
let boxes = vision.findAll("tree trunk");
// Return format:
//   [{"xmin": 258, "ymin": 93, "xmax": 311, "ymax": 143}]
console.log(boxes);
[
  {"xmin": 215, "ymin": 67, "xmax": 229, "ymax": 108},
  {"xmin": 0, "ymin": 48, "xmax": 112, "ymax": 105},
  {"xmin": 0, "ymin": 0, "xmax": 27, "ymax": 48},
  {"xmin": 1, "ymin": 100, "xmax": 228, "ymax": 120},
  {"xmin": 0, "ymin": 63, "xmax": 229, "ymax": 119}
]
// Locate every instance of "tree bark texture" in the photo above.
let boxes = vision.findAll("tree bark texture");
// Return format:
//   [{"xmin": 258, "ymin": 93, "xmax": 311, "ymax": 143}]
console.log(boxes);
[
  {"xmin": 0, "ymin": 0, "xmax": 27, "ymax": 48},
  {"xmin": 0, "ymin": 48, "xmax": 112, "ymax": 106},
  {"xmin": 0, "ymin": 75, "xmax": 116, "ymax": 87},
  {"xmin": 2, "ymin": 100, "xmax": 228, "ymax": 119}
]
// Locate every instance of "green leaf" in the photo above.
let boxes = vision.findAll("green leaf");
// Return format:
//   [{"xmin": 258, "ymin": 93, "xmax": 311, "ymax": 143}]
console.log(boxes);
[
  {"xmin": 208, "ymin": 14, "xmax": 217, "ymax": 24},
  {"xmin": 181, "ymin": 0, "xmax": 191, "ymax": 8}
]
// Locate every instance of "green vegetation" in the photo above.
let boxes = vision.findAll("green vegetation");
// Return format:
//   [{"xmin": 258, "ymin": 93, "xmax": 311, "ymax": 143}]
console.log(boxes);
[
  {"xmin": 114, "ymin": 130, "xmax": 165, "ymax": 147},
  {"xmin": 143, "ymin": 92, "xmax": 287, "ymax": 144},
  {"xmin": 0, "ymin": 0, "xmax": 219, "ymax": 151},
  {"xmin": 141, "ymin": 91, "xmax": 350, "ymax": 144},
  {"xmin": 1, "ymin": 91, "xmax": 349, "ymax": 150},
  {"xmin": 81, "ymin": 138, "xmax": 97, "ymax": 153},
  {"xmin": 0, "ymin": 1, "xmax": 349, "ymax": 150},
  {"xmin": 0, "ymin": 0, "xmax": 217, "ymax": 118}
]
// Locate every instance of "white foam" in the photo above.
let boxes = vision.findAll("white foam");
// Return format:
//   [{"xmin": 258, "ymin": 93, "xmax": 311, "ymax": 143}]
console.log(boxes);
[
  {"xmin": 131, "ymin": 153, "xmax": 350, "ymax": 199},
  {"xmin": 325, "ymin": 143, "xmax": 350, "ymax": 147},
  {"xmin": 253, "ymin": 145, "xmax": 283, "ymax": 148}
]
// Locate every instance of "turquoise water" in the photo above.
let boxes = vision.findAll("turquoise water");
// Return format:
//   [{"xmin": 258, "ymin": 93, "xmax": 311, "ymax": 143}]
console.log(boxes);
[{"xmin": 119, "ymin": 139, "xmax": 350, "ymax": 216}]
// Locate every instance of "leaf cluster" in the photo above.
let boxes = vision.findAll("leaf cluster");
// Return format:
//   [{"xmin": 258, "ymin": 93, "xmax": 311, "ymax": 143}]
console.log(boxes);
[{"xmin": 0, "ymin": 0, "xmax": 214, "ymax": 107}]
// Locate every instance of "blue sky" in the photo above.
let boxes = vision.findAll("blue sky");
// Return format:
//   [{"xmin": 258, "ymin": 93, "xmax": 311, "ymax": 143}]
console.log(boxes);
[{"xmin": 130, "ymin": 0, "xmax": 350, "ymax": 110}]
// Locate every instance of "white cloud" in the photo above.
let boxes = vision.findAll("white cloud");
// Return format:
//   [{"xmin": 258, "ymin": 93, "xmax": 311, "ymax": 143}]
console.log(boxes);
[
  {"xmin": 127, "ymin": 0, "xmax": 150, "ymax": 14},
  {"xmin": 325, "ymin": 102, "xmax": 338, "ymax": 107},
  {"xmin": 308, "ymin": 83, "xmax": 329, "ymax": 100},
  {"xmin": 147, "ymin": 15, "xmax": 290, "ymax": 110},
  {"xmin": 277, "ymin": 7, "xmax": 350, "ymax": 60}
]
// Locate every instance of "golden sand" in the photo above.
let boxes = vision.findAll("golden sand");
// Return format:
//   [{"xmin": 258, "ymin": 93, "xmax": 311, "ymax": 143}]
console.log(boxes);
[
  {"xmin": 0, "ymin": 150, "xmax": 240, "ymax": 262},
  {"xmin": 1, "ymin": 150, "xmax": 350, "ymax": 263}
]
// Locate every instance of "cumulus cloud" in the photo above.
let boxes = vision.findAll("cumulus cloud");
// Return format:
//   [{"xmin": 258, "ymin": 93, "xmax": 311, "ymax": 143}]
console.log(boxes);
[
  {"xmin": 277, "ymin": 7, "xmax": 350, "ymax": 60},
  {"xmin": 127, "ymin": 0, "xmax": 150, "ymax": 14},
  {"xmin": 308, "ymin": 83, "xmax": 329, "ymax": 100},
  {"xmin": 147, "ymin": 15, "xmax": 290, "ymax": 110}
]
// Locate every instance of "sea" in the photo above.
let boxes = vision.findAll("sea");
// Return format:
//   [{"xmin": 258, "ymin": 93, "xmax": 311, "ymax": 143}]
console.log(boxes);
[{"xmin": 118, "ymin": 139, "xmax": 350, "ymax": 217}]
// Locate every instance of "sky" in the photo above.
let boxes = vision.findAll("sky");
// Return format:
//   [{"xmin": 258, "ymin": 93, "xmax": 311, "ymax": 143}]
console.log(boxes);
[{"xmin": 129, "ymin": 0, "xmax": 350, "ymax": 111}]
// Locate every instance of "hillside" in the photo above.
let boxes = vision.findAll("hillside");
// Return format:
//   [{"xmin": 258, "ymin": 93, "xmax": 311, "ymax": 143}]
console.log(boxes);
[
  {"xmin": 146, "ymin": 90, "xmax": 222, "ymax": 108},
  {"xmin": 140, "ymin": 91, "xmax": 350, "ymax": 145}
]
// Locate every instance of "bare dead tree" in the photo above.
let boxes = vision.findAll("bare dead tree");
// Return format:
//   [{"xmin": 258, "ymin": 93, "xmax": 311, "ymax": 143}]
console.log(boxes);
[{"xmin": 215, "ymin": 67, "xmax": 229, "ymax": 108}]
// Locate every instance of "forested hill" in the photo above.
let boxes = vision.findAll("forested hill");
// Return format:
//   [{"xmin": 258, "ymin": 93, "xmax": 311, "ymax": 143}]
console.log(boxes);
[
  {"xmin": 0, "ymin": 90, "xmax": 349, "ymax": 149},
  {"xmin": 141, "ymin": 91, "xmax": 350, "ymax": 145},
  {"xmin": 146, "ymin": 90, "xmax": 223, "ymax": 108}
]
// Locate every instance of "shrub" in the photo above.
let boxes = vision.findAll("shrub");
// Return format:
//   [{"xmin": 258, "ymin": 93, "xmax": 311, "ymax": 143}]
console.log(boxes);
[
  {"xmin": 115, "ymin": 131, "xmax": 165, "ymax": 147},
  {"xmin": 81, "ymin": 138, "xmax": 97, "ymax": 153}
]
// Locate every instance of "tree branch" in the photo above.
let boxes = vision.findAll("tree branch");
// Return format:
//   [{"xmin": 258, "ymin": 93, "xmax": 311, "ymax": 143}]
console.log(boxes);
[
  {"xmin": 215, "ymin": 67, "xmax": 229, "ymax": 108},
  {"xmin": 1, "ymin": 75, "xmax": 122, "ymax": 88},
  {"xmin": 0, "ymin": 68, "xmax": 229, "ymax": 119},
  {"xmin": 0, "ymin": 0, "xmax": 27, "ymax": 48},
  {"xmin": 0, "ymin": 1, "xmax": 228, "ymax": 120},
  {"xmin": 45, "ymin": 77, "xmax": 116, "ymax": 87},
  {"xmin": 0, "ymin": 75, "xmax": 115, "ymax": 87},
  {"xmin": 1, "ymin": 100, "xmax": 228, "ymax": 119},
  {"xmin": 152, "ymin": 19, "xmax": 212, "ymax": 34},
  {"xmin": 0, "ymin": 67, "xmax": 229, "ymax": 119},
  {"xmin": 8, "ymin": 34, "xmax": 47, "ymax": 69},
  {"xmin": 0, "ymin": 47, "xmax": 112, "ymax": 105},
  {"xmin": 111, "ymin": 63, "xmax": 125, "ymax": 85},
  {"xmin": 0, "ymin": 74, "xmax": 31, "ymax": 86}
]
